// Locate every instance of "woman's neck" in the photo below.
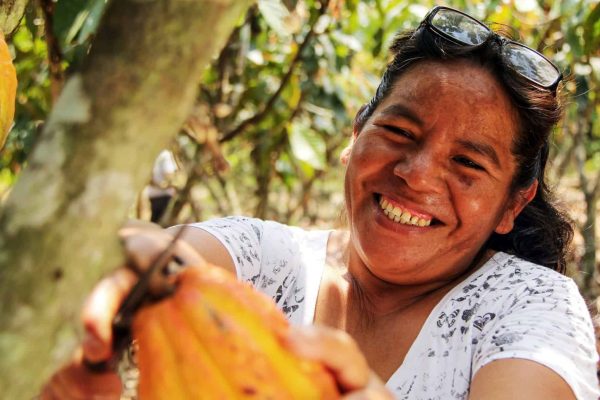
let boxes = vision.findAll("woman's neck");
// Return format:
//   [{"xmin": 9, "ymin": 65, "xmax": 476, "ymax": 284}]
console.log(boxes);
[{"xmin": 342, "ymin": 239, "xmax": 492, "ymax": 325}]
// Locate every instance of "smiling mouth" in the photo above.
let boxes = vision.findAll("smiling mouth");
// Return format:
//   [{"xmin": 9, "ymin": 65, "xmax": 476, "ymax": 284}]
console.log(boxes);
[{"xmin": 377, "ymin": 194, "xmax": 440, "ymax": 227}]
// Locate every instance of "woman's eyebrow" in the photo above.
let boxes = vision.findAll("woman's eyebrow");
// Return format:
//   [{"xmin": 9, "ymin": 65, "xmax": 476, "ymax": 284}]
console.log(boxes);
[
  {"xmin": 379, "ymin": 104, "xmax": 424, "ymax": 126},
  {"xmin": 456, "ymin": 139, "xmax": 501, "ymax": 167}
]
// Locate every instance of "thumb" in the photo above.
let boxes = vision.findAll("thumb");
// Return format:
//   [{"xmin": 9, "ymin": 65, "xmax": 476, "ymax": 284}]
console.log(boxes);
[{"xmin": 81, "ymin": 268, "xmax": 138, "ymax": 362}]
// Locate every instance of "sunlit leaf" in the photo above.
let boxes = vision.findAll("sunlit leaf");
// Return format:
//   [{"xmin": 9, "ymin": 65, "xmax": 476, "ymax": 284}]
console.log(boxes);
[
  {"xmin": 54, "ymin": 0, "xmax": 107, "ymax": 50},
  {"xmin": 76, "ymin": 0, "xmax": 108, "ymax": 44},
  {"xmin": 289, "ymin": 121, "xmax": 326, "ymax": 169},
  {"xmin": 258, "ymin": 0, "xmax": 293, "ymax": 37},
  {"xmin": 11, "ymin": 26, "xmax": 33, "ymax": 53},
  {"xmin": 331, "ymin": 31, "xmax": 362, "ymax": 52}
]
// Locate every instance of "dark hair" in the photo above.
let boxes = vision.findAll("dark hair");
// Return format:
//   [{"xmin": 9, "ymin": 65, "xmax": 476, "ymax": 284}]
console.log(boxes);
[{"xmin": 354, "ymin": 28, "xmax": 573, "ymax": 273}]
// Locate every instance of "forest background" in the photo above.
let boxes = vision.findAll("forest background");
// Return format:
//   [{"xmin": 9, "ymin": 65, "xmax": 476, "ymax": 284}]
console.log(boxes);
[{"xmin": 0, "ymin": 0, "xmax": 599, "ymax": 397}]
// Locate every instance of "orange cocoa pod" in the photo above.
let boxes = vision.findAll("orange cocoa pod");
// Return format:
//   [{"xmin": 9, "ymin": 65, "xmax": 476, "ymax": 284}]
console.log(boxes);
[
  {"xmin": 0, "ymin": 32, "xmax": 16, "ymax": 150},
  {"xmin": 132, "ymin": 264, "xmax": 340, "ymax": 400}
]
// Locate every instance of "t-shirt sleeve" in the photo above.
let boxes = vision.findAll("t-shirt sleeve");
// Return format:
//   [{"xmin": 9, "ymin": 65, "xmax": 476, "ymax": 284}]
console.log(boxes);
[
  {"xmin": 188, "ymin": 216, "xmax": 317, "ymax": 323},
  {"xmin": 472, "ymin": 267, "xmax": 599, "ymax": 399}
]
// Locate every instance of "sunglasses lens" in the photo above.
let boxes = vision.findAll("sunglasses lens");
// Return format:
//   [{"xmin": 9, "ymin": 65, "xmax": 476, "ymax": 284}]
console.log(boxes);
[
  {"xmin": 503, "ymin": 43, "xmax": 560, "ymax": 87},
  {"xmin": 430, "ymin": 8, "xmax": 490, "ymax": 46}
]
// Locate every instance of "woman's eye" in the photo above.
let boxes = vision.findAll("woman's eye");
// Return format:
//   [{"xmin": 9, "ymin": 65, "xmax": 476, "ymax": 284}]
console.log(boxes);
[
  {"xmin": 381, "ymin": 125, "xmax": 412, "ymax": 139},
  {"xmin": 453, "ymin": 156, "xmax": 484, "ymax": 171}
]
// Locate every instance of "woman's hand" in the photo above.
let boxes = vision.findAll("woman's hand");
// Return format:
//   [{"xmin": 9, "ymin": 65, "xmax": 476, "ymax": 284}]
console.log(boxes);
[
  {"xmin": 286, "ymin": 326, "xmax": 394, "ymax": 400},
  {"xmin": 40, "ymin": 348, "xmax": 124, "ymax": 400},
  {"xmin": 40, "ymin": 267, "xmax": 137, "ymax": 399},
  {"xmin": 41, "ymin": 222, "xmax": 205, "ymax": 399}
]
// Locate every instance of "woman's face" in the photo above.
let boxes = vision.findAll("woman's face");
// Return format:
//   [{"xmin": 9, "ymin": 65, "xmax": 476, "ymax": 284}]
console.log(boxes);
[{"xmin": 344, "ymin": 59, "xmax": 535, "ymax": 285}]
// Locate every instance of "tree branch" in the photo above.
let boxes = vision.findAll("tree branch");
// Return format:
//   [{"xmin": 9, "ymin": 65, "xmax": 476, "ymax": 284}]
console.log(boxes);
[
  {"xmin": 219, "ymin": 2, "xmax": 329, "ymax": 143},
  {"xmin": 39, "ymin": 0, "xmax": 65, "ymax": 102}
]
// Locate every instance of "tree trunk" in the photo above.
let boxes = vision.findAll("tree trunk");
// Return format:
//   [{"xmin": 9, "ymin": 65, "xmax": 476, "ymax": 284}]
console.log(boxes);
[
  {"xmin": 582, "ymin": 190, "xmax": 598, "ymax": 292},
  {"xmin": 0, "ymin": 0, "xmax": 251, "ymax": 397},
  {"xmin": 0, "ymin": 0, "xmax": 28, "ymax": 36},
  {"xmin": 574, "ymin": 102, "xmax": 600, "ymax": 296}
]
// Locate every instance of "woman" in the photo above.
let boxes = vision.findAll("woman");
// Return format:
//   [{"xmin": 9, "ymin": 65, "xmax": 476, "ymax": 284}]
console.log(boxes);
[{"xmin": 42, "ymin": 6, "xmax": 599, "ymax": 399}]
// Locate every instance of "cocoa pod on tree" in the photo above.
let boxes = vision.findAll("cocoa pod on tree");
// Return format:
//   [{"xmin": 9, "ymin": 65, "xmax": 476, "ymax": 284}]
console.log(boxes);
[{"xmin": 0, "ymin": 31, "xmax": 16, "ymax": 150}]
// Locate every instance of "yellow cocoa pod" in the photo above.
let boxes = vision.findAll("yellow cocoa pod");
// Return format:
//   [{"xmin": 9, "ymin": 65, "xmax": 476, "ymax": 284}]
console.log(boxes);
[
  {"xmin": 132, "ymin": 264, "xmax": 340, "ymax": 400},
  {"xmin": 0, "ymin": 32, "xmax": 16, "ymax": 150}
]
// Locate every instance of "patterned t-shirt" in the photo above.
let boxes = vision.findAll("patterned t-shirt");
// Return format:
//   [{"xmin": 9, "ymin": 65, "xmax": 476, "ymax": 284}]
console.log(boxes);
[{"xmin": 192, "ymin": 216, "xmax": 600, "ymax": 399}]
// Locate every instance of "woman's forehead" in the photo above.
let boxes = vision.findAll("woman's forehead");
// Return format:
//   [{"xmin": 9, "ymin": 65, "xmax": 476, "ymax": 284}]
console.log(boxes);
[
  {"xmin": 369, "ymin": 60, "xmax": 521, "ymax": 161},
  {"xmin": 381, "ymin": 60, "xmax": 519, "ymax": 131},
  {"xmin": 394, "ymin": 60, "xmax": 508, "ymax": 102}
]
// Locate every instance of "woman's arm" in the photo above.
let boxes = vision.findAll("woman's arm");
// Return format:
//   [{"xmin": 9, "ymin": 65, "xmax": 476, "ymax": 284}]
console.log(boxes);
[
  {"xmin": 469, "ymin": 359, "xmax": 575, "ymax": 400},
  {"xmin": 41, "ymin": 222, "xmax": 392, "ymax": 399}
]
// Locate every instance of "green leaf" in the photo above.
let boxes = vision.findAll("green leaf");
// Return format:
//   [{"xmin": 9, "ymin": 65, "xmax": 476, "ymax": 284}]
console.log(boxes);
[
  {"xmin": 331, "ymin": 30, "xmax": 362, "ymax": 52},
  {"xmin": 583, "ymin": 2, "xmax": 600, "ymax": 55},
  {"xmin": 372, "ymin": 27, "xmax": 384, "ymax": 57},
  {"xmin": 12, "ymin": 26, "xmax": 34, "ymax": 53},
  {"xmin": 54, "ymin": 0, "xmax": 107, "ymax": 49},
  {"xmin": 282, "ymin": 74, "xmax": 301, "ymax": 108},
  {"xmin": 258, "ymin": 0, "xmax": 293, "ymax": 38},
  {"xmin": 54, "ymin": 0, "xmax": 88, "ymax": 47},
  {"xmin": 76, "ymin": 0, "xmax": 108, "ymax": 44},
  {"xmin": 289, "ymin": 121, "xmax": 326, "ymax": 170}
]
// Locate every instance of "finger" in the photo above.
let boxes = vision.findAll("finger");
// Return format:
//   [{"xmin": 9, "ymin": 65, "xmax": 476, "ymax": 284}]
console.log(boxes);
[
  {"xmin": 119, "ymin": 219, "xmax": 163, "ymax": 236},
  {"xmin": 343, "ymin": 388, "xmax": 394, "ymax": 400},
  {"xmin": 81, "ymin": 268, "xmax": 138, "ymax": 362},
  {"xmin": 51, "ymin": 351, "xmax": 122, "ymax": 399},
  {"xmin": 122, "ymin": 227, "xmax": 205, "ymax": 273},
  {"xmin": 39, "ymin": 381, "xmax": 59, "ymax": 400},
  {"xmin": 286, "ymin": 325, "xmax": 370, "ymax": 392},
  {"xmin": 342, "ymin": 373, "xmax": 394, "ymax": 400}
]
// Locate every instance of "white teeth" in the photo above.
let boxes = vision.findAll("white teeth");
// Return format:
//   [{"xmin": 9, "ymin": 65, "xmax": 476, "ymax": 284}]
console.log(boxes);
[
  {"xmin": 379, "ymin": 196, "xmax": 432, "ymax": 227},
  {"xmin": 400, "ymin": 212, "xmax": 411, "ymax": 223}
]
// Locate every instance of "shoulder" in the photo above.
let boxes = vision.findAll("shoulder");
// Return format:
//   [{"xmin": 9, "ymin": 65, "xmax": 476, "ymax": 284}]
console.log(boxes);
[
  {"xmin": 468, "ymin": 252, "xmax": 599, "ymax": 399},
  {"xmin": 462, "ymin": 252, "xmax": 578, "ymax": 306},
  {"xmin": 457, "ymin": 252, "xmax": 592, "ymax": 343},
  {"xmin": 482, "ymin": 252, "xmax": 585, "ymax": 314},
  {"xmin": 391, "ymin": 253, "xmax": 598, "ymax": 399},
  {"xmin": 435, "ymin": 252, "xmax": 580, "ymax": 332}
]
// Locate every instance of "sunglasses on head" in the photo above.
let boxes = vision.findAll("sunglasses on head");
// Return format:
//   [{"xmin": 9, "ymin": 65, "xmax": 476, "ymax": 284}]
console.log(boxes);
[{"xmin": 421, "ymin": 6, "xmax": 562, "ymax": 91}]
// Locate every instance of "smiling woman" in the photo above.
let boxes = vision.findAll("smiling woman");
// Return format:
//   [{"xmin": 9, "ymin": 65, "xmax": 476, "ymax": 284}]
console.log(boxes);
[{"xmin": 41, "ymin": 5, "xmax": 598, "ymax": 400}]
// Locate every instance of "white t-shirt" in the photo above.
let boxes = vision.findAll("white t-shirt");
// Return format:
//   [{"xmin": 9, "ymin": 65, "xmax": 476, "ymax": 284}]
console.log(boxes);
[{"xmin": 192, "ymin": 216, "xmax": 600, "ymax": 399}]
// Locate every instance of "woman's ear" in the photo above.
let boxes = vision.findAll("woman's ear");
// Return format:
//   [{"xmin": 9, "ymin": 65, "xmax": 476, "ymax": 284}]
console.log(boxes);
[
  {"xmin": 340, "ymin": 134, "xmax": 355, "ymax": 166},
  {"xmin": 341, "ymin": 105, "xmax": 368, "ymax": 166},
  {"xmin": 494, "ymin": 180, "xmax": 538, "ymax": 235}
]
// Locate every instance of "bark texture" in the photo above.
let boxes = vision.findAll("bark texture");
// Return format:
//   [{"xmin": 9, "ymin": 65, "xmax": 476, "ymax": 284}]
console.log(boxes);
[
  {"xmin": 0, "ymin": 0, "xmax": 251, "ymax": 397},
  {"xmin": 0, "ymin": 0, "xmax": 28, "ymax": 36}
]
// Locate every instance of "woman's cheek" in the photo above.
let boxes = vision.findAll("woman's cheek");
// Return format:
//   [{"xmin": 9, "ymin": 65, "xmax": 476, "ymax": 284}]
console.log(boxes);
[{"xmin": 457, "ymin": 173, "xmax": 475, "ymax": 188}]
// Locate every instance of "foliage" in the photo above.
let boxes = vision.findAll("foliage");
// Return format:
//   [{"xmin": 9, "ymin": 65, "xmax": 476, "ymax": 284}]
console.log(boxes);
[{"xmin": 2, "ymin": 0, "xmax": 600, "ymax": 294}]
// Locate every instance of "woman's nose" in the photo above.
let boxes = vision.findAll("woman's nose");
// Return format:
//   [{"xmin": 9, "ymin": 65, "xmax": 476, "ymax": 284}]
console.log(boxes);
[{"xmin": 393, "ymin": 151, "xmax": 445, "ymax": 193}]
